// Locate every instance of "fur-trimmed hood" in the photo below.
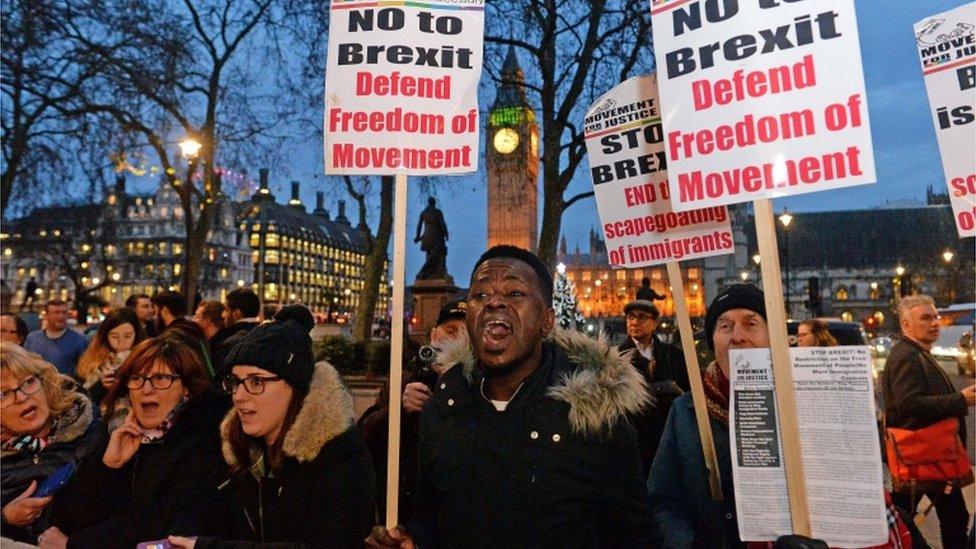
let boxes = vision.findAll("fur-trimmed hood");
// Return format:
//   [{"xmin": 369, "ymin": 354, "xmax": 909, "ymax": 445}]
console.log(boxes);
[
  {"xmin": 438, "ymin": 327, "xmax": 650, "ymax": 436},
  {"xmin": 220, "ymin": 361, "xmax": 355, "ymax": 467}
]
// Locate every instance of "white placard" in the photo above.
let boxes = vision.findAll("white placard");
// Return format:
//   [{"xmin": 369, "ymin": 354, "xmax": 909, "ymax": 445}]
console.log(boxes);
[
  {"xmin": 915, "ymin": 3, "xmax": 976, "ymax": 238},
  {"xmin": 585, "ymin": 74, "xmax": 734, "ymax": 268},
  {"xmin": 649, "ymin": 0, "xmax": 876, "ymax": 211},
  {"xmin": 324, "ymin": 0, "xmax": 485, "ymax": 175},
  {"xmin": 729, "ymin": 347, "xmax": 887, "ymax": 547}
]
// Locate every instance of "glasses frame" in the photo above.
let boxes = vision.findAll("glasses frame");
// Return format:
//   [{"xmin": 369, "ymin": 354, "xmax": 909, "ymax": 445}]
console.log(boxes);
[
  {"xmin": 126, "ymin": 373, "xmax": 182, "ymax": 391},
  {"xmin": 625, "ymin": 312, "xmax": 656, "ymax": 323},
  {"xmin": 221, "ymin": 374, "xmax": 282, "ymax": 396},
  {"xmin": 0, "ymin": 376, "xmax": 42, "ymax": 408}
]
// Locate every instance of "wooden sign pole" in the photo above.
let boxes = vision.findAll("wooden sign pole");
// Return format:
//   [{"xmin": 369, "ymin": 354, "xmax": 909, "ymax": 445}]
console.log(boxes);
[
  {"xmin": 753, "ymin": 198, "xmax": 811, "ymax": 536},
  {"xmin": 667, "ymin": 262, "xmax": 723, "ymax": 501},
  {"xmin": 385, "ymin": 173, "xmax": 409, "ymax": 528}
]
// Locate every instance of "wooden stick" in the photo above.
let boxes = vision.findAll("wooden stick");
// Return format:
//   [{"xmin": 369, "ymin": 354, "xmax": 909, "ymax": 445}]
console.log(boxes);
[
  {"xmin": 385, "ymin": 173, "xmax": 408, "ymax": 528},
  {"xmin": 753, "ymin": 198, "xmax": 811, "ymax": 536},
  {"xmin": 667, "ymin": 262, "xmax": 723, "ymax": 501}
]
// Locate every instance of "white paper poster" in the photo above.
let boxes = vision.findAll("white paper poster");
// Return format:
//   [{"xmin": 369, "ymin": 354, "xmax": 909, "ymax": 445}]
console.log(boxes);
[
  {"xmin": 649, "ymin": 0, "xmax": 876, "ymax": 210},
  {"xmin": 585, "ymin": 74, "xmax": 734, "ymax": 268},
  {"xmin": 324, "ymin": 0, "xmax": 485, "ymax": 175},
  {"xmin": 915, "ymin": 3, "xmax": 976, "ymax": 238},
  {"xmin": 729, "ymin": 347, "xmax": 887, "ymax": 548}
]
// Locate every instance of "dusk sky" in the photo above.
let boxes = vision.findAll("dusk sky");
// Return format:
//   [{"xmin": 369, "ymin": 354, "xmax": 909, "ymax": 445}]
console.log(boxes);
[{"xmin": 122, "ymin": 1, "xmax": 967, "ymax": 284}]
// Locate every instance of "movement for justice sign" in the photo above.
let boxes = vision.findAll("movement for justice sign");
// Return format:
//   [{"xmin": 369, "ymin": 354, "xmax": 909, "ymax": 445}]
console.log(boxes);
[
  {"xmin": 649, "ymin": 0, "xmax": 876, "ymax": 210},
  {"xmin": 914, "ymin": 3, "xmax": 976, "ymax": 238},
  {"xmin": 324, "ymin": 0, "xmax": 484, "ymax": 175},
  {"xmin": 586, "ymin": 75, "xmax": 733, "ymax": 267}
]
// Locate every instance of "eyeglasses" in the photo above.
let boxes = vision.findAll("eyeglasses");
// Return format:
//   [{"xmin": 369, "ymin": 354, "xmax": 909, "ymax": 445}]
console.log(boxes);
[
  {"xmin": 0, "ymin": 376, "xmax": 42, "ymax": 408},
  {"xmin": 626, "ymin": 313, "xmax": 655, "ymax": 323},
  {"xmin": 126, "ymin": 374, "xmax": 181, "ymax": 390},
  {"xmin": 221, "ymin": 374, "xmax": 282, "ymax": 395}
]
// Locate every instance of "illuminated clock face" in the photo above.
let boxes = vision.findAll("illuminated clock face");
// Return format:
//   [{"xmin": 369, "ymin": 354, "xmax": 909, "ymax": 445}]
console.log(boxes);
[{"xmin": 493, "ymin": 128, "xmax": 519, "ymax": 154}]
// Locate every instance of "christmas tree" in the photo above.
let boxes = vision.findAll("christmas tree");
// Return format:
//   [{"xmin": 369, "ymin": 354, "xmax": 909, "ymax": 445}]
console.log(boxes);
[{"xmin": 552, "ymin": 263, "xmax": 585, "ymax": 331}]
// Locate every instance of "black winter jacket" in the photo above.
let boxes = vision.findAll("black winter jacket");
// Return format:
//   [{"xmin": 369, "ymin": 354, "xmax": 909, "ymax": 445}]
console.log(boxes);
[
  {"xmin": 410, "ymin": 328, "xmax": 657, "ymax": 548},
  {"xmin": 210, "ymin": 321, "xmax": 260, "ymax": 373},
  {"xmin": 195, "ymin": 362, "xmax": 376, "ymax": 549},
  {"xmin": 618, "ymin": 336, "xmax": 690, "ymax": 476},
  {"xmin": 50, "ymin": 391, "xmax": 227, "ymax": 548},
  {"xmin": 882, "ymin": 336, "xmax": 968, "ymax": 441},
  {"xmin": 0, "ymin": 386, "xmax": 102, "ymax": 543}
]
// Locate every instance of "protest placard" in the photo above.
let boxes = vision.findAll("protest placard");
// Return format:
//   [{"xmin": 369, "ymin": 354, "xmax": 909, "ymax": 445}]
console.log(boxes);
[
  {"xmin": 324, "ymin": 0, "xmax": 485, "ymax": 175},
  {"xmin": 914, "ymin": 3, "xmax": 976, "ymax": 238},
  {"xmin": 729, "ymin": 347, "xmax": 887, "ymax": 547},
  {"xmin": 585, "ymin": 74, "xmax": 734, "ymax": 268},
  {"xmin": 650, "ymin": 0, "xmax": 876, "ymax": 211}
]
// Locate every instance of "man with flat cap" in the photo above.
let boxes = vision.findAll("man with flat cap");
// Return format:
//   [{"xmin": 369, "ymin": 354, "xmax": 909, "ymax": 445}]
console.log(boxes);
[{"xmin": 619, "ymin": 299, "xmax": 690, "ymax": 477}]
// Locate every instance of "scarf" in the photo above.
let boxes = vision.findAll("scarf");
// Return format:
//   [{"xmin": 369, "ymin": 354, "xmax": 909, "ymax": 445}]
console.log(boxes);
[
  {"xmin": 0, "ymin": 398, "xmax": 85, "ymax": 454},
  {"xmin": 702, "ymin": 361, "xmax": 730, "ymax": 426},
  {"xmin": 107, "ymin": 396, "xmax": 189, "ymax": 444}
]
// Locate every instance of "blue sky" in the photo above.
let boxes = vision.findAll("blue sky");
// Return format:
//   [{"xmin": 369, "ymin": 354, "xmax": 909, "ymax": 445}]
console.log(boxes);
[{"xmin": 125, "ymin": 1, "xmax": 966, "ymax": 284}]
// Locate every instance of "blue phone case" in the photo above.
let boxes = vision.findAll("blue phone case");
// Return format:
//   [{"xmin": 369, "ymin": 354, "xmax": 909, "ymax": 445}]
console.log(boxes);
[
  {"xmin": 136, "ymin": 540, "xmax": 175, "ymax": 549},
  {"xmin": 35, "ymin": 461, "xmax": 76, "ymax": 498}
]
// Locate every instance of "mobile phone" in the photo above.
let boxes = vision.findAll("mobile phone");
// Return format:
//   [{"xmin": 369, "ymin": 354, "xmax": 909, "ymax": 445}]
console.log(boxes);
[
  {"xmin": 35, "ymin": 461, "xmax": 76, "ymax": 498},
  {"xmin": 136, "ymin": 542, "xmax": 174, "ymax": 549}
]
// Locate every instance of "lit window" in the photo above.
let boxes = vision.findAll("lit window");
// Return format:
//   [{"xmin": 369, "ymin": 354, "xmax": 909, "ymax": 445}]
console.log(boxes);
[{"xmin": 835, "ymin": 287, "xmax": 849, "ymax": 301}]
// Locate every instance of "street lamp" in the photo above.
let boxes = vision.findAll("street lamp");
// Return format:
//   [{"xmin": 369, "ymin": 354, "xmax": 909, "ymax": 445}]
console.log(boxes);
[
  {"xmin": 778, "ymin": 210, "xmax": 794, "ymax": 316},
  {"xmin": 942, "ymin": 250, "xmax": 954, "ymax": 263},
  {"xmin": 895, "ymin": 265, "xmax": 905, "ymax": 277},
  {"xmin": 179, "ymin": 138, "xmax": 202, "ymax": 159}
]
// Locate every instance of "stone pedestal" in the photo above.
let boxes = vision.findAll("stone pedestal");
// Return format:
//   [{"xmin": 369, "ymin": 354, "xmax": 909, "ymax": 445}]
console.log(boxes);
[{"xmin": 408, "ymin": 277, "xmax": 460, "ymax": 344}]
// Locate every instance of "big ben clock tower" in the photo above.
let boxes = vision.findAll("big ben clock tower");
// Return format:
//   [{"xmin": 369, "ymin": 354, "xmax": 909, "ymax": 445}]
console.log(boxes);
[{"xmin": 487, "ymin": 46, "xmax": 539, "ymax": 252}]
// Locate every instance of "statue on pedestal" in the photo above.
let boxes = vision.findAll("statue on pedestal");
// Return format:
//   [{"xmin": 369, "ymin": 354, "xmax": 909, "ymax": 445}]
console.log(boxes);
[{"xmin": 415, "ymin": 197, "xmax": 449, "ymax": 280}]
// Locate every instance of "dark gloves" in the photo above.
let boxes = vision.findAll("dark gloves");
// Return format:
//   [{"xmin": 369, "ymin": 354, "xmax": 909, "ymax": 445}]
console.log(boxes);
[
  {"xmin": 774, "ymin": 535, "xmax": 829, "ymax": 549},
  {"xmin": 647, "ymin": 380, "xmax": 684, "ymax": 398}
]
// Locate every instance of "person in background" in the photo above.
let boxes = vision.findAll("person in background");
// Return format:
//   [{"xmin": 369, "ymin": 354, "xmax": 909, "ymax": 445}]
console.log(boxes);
[
  {"xmin": 210, "ymin": 289, "xmax": 261, "ymax": 371},
  {"xmin": 359, "ymin": 299, "xmax": 468, "ymax": 522},
  {"xmin": 153, "ymin": 291, "xmax": 213, "ymax": 375},
  {"xmin": 261, "ymin": 304, "xmax": 279, "ymax": 322},
  {"xmin": 1, "ymin": 314, "xmax": 30, "ymax": 346},
  {"xmin": 24, "ymin": 301, "xmax": 89, "ymax": 377},
  {"xmin": 619, "ymin": 299, "xmax": 689, "ymax": 478},
  {"xmin": 1, "ymin": 344, "xmax": 102, "ymax": 544},
  {"xmin": 883, "ymin": 294, "xmax": 975, "ymax": 549},
  {"xmin": 193, "ymin": 301, "xmax": 226, "ymax": 343},
  {"xmin": 75, "ymin": 308, "xmax": 146, "ymax": 411},
  {"xmin": 168, "ymin": 314, "xmax": 375, "ymax": 548},
  {"xmin": 796, "ymin": 319, "xmax": 837, "ymax": 347},
  {"xmin": 636, "ymin": 277, "xmax": 665, "ymax": 301},
  {"xmin": 41, "ymin": 335, "xmax": 225, "ymax": 549},
  {"xmin": 125, "ymin": 294, "xmax": 157, "ymax": 337}
]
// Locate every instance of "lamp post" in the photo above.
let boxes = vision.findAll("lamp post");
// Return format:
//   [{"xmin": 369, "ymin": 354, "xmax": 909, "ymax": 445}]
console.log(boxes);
[
  {"xmin": 778, "ymin": 210, "xmax": 794, "ymax": 317},
  {"xmin": 941, "ymin": 250, "xmax": 956, "ymax": 303}
]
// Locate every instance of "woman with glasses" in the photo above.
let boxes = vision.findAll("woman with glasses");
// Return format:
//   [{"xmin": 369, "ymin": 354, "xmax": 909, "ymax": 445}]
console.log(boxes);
[
  {"xmin": 38, "ymin": 334, "xmax": 226, "ymax": 549},
  {"xmin": 76, "ymin": 308, "xmax": 146, "ymax": 411},
  {"xmin": 168, "ymin": 314, "xmax": 375, "ymax": 549},
  {"xmin": 0, "ymin": 344, "xmax": 101, "ymax": 544}
]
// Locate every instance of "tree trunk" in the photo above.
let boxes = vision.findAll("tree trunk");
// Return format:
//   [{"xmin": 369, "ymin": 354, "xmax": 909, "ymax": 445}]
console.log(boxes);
[{"xmin": 352, "ymin": 175, "xmax": 394, "ymax": 344}]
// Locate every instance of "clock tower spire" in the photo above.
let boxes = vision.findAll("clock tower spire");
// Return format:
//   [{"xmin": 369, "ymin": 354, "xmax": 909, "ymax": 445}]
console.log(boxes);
[{"xmin": 486, "ymin": 46, "xmax": 539, "ymax": 252}]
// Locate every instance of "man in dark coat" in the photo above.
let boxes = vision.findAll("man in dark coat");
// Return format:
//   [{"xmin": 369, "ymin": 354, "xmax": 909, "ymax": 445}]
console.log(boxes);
[
  {"xmin": 209, "ymin": 289, "xmax": 261, "ymax": 370},
  {"xmin": 883, "ymin": 294, "xmax": 975, "ymax": 549},
  {"xmin": 618, "ymin": 299, "xmax": 689, "ymax": 477},
  {"xmin": 367, "ymin": 246, "xmax": 656, "ymax": 548}
]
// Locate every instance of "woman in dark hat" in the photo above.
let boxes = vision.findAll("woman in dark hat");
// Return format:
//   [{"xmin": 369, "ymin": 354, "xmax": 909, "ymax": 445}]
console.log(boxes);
[{"xmin": 169, "ymin": 310, "xmax": 375, "ymax": 548}]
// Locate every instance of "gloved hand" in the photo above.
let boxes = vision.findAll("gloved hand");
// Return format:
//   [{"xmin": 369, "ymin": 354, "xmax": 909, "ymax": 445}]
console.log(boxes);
[{"xmin": 774, "ymin": 535, "xmax": 829, "ymax": 549}]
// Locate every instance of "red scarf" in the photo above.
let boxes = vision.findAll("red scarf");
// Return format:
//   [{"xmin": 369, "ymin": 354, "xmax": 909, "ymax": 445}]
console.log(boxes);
[{"xmin": 702, "ymin": 361, "xmax": 730, "ymax": 425}]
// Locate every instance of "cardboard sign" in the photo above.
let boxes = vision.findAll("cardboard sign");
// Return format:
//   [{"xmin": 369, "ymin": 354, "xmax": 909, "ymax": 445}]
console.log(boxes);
[
  {"xmin": 324, "ymin": 0, "xmax": 485, "ymax": 175},
  {"xmin": 649, "ymin": 0, "xmax": 876, "ymax": 211},
  {"xmin": 915, "ymin": 3, "xmax": 976, "ymax": 238},
  {"xmin": 585, "ymin": 74, "xmax": 734, "ymax": 267}
]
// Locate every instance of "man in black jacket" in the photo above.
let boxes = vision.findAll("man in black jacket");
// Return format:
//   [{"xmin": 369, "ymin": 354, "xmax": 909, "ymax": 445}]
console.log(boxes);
[
  {"xmin": 883, "ymin": 294, "xmax": 975, "ymax": 549},
  {"xmin": 619, "ymin": 299, "xmax": 690, "ymax": 477},
  {"xmin": 210, "ymin": 289, "xmax": 261, "ymax": 370},
  {"xmin": 367, "ymin": 246, "xmax": 656, "ymax": 548}
]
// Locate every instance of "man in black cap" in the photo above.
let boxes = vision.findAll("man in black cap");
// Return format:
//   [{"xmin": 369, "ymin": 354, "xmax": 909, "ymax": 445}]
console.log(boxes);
[
  {"xmin": 619, "ymin": 299, "xmax": 689, "ymax": 477},
  {"xmin": 368, "ymin": 245, "xmax": 655, "ymax": 548},
  {"xmin": 647, "ymin": 283, "xmax": 768, "ymax": 547},
  {"xmin": 402, "ymin": 299, "xmax": 468, "ymax": 413}
]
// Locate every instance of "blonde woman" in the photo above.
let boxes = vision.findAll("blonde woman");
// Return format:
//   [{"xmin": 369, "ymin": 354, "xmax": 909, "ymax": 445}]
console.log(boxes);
[{"xmin": 0, "ymin": 343, "xmax": 101, "ymax": 543}]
